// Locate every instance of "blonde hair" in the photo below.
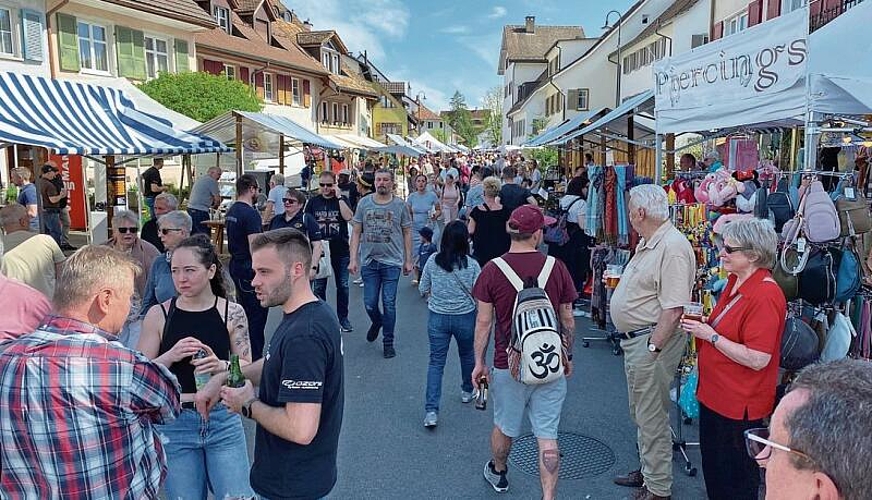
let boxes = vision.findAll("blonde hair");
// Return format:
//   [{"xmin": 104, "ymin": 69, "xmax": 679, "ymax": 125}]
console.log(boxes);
[
  {"xmin": 12, "ymin": 167, "xmax": 31, "ymax": 182},
  {"xmin": 53, "ymin": 245, "xmax": 141, "ymax": 312},
  {"xmin": 482, "ymin": 176, "xmax": 502, "ymax": 198}
]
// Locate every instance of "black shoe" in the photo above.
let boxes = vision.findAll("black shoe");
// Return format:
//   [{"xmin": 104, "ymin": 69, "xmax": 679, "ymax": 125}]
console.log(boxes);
[
  {"xmin": 614, "ymin": 469, "xmax": 644, "ymax": 488},
  {"xmin": 366, "ymin": 322, "xmax": 381, "ymax": 342},
  {"xmin": 383, "ymin": 345, "xmax": 396, "ymax": 358},
  {"xmin": 339, "ymin": 318, "xmax": 353, "ymax": 332}
]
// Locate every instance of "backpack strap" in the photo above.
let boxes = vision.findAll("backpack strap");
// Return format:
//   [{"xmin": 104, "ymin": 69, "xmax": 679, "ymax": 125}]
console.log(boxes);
[
  {"xmin": 492, "ymin": 257, "xmax": 524, "ymax": 292},
  {"xmin": 537, "ymin": 256, "xmax": 556, "ymax": 288}
]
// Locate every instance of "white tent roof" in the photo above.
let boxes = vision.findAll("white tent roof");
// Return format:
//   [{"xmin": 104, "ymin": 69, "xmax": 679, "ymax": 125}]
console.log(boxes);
[
  {"xmin": 335, "ymin": 133, "xmax": 388, "ymax": 149},
  {"xmin": 808, "ymin": 0, "xmax": 872, "ymax": 115},
  {"xmin": 412, "ymin": 131, "xmax": 457, "ymax": 153}
]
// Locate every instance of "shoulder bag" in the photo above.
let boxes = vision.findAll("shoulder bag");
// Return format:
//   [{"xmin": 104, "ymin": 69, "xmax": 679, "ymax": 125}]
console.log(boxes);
[
  {"xmin": 782, "ymin": 180, "xmax": 840, "ymax": 244},
  {"xmin": 831, "ymin": 178, "xmax": 872, "ymax": 237}
]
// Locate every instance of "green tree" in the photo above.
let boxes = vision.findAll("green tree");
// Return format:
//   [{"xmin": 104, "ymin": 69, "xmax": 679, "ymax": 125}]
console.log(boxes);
[
  {"xmin": 481, "ymin": 86, "xmax": 502, "ymax": 146},
  {"xmin": 138, "ymin": 71, "xmax": 262, "ymax": 123},
  {"xmin": 531, "ymin": 117, "xmax": 549, "ymax": 136},
  {"xmin": 445, "ymin": 91, "xmax": 477, "ymax": 146},
  {"xmin": 529, "ymin": 147, "xmax": 559, "ymax": 169},
  {"xmin": 431, "ymin": 128, "xmax": 449, "ymax": 143}
]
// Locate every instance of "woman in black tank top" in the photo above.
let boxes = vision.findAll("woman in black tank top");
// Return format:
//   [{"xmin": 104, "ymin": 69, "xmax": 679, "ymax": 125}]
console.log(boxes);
[{"xmin": 138, "ymin": 235, "xmax": 255, "ymax": 499}]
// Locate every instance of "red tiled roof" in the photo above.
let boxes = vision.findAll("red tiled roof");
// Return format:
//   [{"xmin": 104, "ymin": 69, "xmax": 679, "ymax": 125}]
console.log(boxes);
[
  {"xmin": 195, "ymin": 12, "xmax": 326, "ymax": 75},
  {"xmin": 101, "ymin": 0, "xmax": 217, "ymax": 28},
  {"xmin": 416, "ymin": 104, "xmax": 440, "ymax": 121}
]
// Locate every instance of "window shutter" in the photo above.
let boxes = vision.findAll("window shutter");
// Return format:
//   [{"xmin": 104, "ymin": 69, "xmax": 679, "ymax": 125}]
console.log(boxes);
[
  {"xmin": 255, "ymin": 72, "xmax": 264, "ymax": 98},
  {"xmin": 203, "ymin": 59, "xmax": 222, "ymax": 75},
  {"xmin": 20, "ymin": 10, "xmax": 44, "ymax": 62},
  {"xmin": 56, "ymin": 13, "xmax": 79, "ymax": 72},
  {"xmin": 767, "ymin": 0, "xmax": 781, "ymax": 19},
  {"xmin": 748, "ymin": 0, "xmax": 763, "ymax": 26},
  {"xmin": 116, "ymin": 26, "xmax": 146, "ymax": 80},
  {"xmin": 712, "ymin": 21, "xmax": 724, "ymax": 40},
  {"xmin": 281, "ymin": 75, "xmax": 291, "ymax": 104},
  {"xmin": 174, "ymin": 40, "xmax": 190, "ymax": 73},
  {"xmin": 303, "ymin": 79, "xmax": 311, "ymax": 107},
  {"xmin": 240, "ymin": 66, "xmax": 250, "ymax": 84},
  {"xmin": 567, "ymin": 89, "xmax": 578, "ymax": 110}
]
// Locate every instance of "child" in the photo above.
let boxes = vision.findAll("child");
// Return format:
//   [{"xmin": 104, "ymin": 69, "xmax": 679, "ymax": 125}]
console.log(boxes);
[{"xmin": 413, "ymin": 226, "xmax": 437, "ymax": 286}]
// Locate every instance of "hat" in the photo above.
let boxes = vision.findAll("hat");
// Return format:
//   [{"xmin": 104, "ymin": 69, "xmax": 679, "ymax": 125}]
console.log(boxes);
[
  {"xmin": 507, "ymin": 205, "xmax": 556, "ymax": 234},
  {"xmin": 41, "ymin": 164, "xmax": 58, "ymax": 174},
  {"xmin": 418, "ymin": 226, "xmax": 434, "ymax": 239}
]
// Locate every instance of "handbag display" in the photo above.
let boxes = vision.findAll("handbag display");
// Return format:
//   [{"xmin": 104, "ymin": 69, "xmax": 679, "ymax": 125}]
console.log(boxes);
[
  {"xmin": 781, "ymin": 316, "xmax": 820, "ymax": 370},
  {"xmin": 821, "ymin": 312, "xmax": 854, "ymax": 362},
  {"xmin": 832, "ymin": 179, "xmax": 872, "ymax": 236},
  {"xmin": 797, "ymin": 248, "xmax": 836, "ymax": 305},
  {"xmin": 833, "ymin": 246, "xmax": 861, "ymax": 303},
  {"xmin": 782, "ymin": 180, "xmax": 840, "ymax": 244}
]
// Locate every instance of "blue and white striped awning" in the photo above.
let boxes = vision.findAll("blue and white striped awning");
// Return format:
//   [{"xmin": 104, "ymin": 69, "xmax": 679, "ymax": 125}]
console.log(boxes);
[{"xmin": 0, "ymin": 72, "xmax": 230, "ymax": 156}]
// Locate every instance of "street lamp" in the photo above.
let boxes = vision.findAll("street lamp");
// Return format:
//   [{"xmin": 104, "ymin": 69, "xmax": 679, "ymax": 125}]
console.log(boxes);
[
  {"xmin": 602, "ymin": 10, "xmax": 622, "ymax": 108},
  {"xmin": 415, "ymin": 91, "xmax": 427, "ymax": 134}
]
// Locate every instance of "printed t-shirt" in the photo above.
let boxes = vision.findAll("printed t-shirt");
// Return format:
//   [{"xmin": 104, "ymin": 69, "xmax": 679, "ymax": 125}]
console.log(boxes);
[
  {"xmin": 472, "ymin": 251, "xmax": 577, "ymax": 369},
  {"xmin": 352, "ymin": 195, "xmax": 412, "ymax": 268},
  {"xmin": 305, "ymin": 195, "xmax": 350, "ymax": 257}
]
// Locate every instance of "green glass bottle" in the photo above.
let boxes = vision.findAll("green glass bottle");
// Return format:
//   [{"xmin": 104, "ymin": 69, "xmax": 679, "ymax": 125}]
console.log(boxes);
[{"xmin": 226, "ymin": 354, "xmax": 245, "ymax": 388}]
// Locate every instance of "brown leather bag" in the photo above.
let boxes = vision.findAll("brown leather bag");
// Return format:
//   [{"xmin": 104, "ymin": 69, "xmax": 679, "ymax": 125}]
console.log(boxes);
[{"xmin": 836, "ymin": 194, "xmax": 872, "ymax": 237}]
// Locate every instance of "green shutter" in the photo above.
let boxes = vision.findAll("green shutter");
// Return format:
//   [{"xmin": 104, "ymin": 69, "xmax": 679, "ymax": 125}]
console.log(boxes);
[
  {"xmin": 116, "ymin": 26, "xmax": 146, "ymax": 80},
  {"xmin": 56, "ymin": 13, "xmax": 79, "ymax": 72},
  {"xmin": 174, "ymin": 39, "xmax": 190, "ymax": 73},
  {"xmin": 567, "ymin": 89, "xmax": 578, "ymax": 111}
]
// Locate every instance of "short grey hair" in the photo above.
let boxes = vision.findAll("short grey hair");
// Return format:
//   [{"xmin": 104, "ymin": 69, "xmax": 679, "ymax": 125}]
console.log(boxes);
[
  {"xmin": 629, "ymin": 184, "xmax": 669, "ymax": 221},
  {"xmin": 207, "ymin": 166, "xmax": 222, "ymax": 176},
  {"xmin": 155, "ymin": 192, "xmax": 178, "ymax": 210},
  {"xmin": 112, "ymin": 209, "xmax": 139, "ymax": 229},
  {"xmin": 270, "ymin": 173, "xmax": 285, "ymax": 186},
  {"xmin": 54, "ymin": 245, "xmax": 141, "ymax": 312},
  {"xmin": 159, "ymin": 210, "xmax": 192, "ymax": 233},
  {"xmin": 0, "ymin": 203, "xmax": 26, "ymax": 227},
  {"xmin": 722, "ymin": 218, "xmax": 778, "ymax": 269},
  {"xmin": 786, "ymin": 359, "xmax": 872, "ymax": 500}
]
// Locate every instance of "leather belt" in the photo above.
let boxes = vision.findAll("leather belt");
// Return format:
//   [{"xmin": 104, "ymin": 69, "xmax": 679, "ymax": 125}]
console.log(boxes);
[{"xmin": 621, "ymin": 326, "xmax": 654, "ymax": 340}]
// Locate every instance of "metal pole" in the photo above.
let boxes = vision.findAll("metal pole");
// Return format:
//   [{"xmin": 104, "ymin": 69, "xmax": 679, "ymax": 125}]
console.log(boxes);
[
  {"xmin": 235, "ymin": 113, "xmax": 243, "ymax": 177},
  {"xmin": 616, "ymin": 23, "xmax": 622, "ymax": 107},
  {"xmin": 279, "ymin": 135, "xmax": 286, "ymax": 175},
  {"xmin": 655, "ymin": 134, "xmax": 663, "ymax": 183}
]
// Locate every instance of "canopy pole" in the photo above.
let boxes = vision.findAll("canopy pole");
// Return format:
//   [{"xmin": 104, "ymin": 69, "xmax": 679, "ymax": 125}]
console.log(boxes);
[
  {"xmin": 235, "ymin": 114, "xmax": 243, "ymax": 177},
  {"xmin": 279, "ymin": 135, "xmax": 285, "ymax": 175},
  {"xmin": 665, "ymin": 134, "xmax": 675, "ymax": 181},
  {"xmin": 655, "ymin": 134, "xmax": 663, "ymax": 183},
  {"xmin": 105, "ymin": 155, "xmax": 123, "ymax": 228},
  {"xmin": 627, "ymin": 115, "xmax": 636, "ymax": 165}
]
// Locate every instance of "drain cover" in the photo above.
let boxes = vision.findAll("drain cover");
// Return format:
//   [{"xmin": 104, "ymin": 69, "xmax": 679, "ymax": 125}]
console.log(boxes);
[{"xmin": 508, "ymin": 432, "xmax": 615, "ymax": 480}]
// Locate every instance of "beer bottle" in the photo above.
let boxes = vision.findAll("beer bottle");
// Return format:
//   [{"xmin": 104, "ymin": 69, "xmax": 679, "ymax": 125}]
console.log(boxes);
[
  {"xmin": 475, "ymin": 377, "xmax": 488, "ymax": 411},
  {"xmin": 226, "ymin": 354, "xmax": 245, "ymax": 388}
]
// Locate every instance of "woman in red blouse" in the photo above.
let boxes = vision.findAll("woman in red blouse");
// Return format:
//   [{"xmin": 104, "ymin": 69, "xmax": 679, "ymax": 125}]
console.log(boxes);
[{"xmin": 681, "ymin": 218, "xmax": 786, "ymax": 500}]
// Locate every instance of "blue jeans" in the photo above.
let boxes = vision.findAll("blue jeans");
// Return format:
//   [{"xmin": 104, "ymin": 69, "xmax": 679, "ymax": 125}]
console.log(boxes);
[
  {"xmin": 42, "ymin": 210, "xmax": 62, "ymax": 246},
  {"xmin": 231, "ymin": 263, "xmax": 268, "ymax": 360},
  {"xmin": 312, "ymin": 254, "xmax": 350, "ymax": 321},
  {"xmin": 426, "ymin": 310, "xmax": 476, "ymax": 413},
  {"xmin": 145, "ymin": 196, "xmax": 156, "ymax": 220},
  {"xmin": 188, "ymin": 208, "xmax": 211, "ymax": 236},
  {"xmin": 158, "ymin": 405, "xmax": 254, "ymax": 500},
  {"xmin": 361, "ymin": 260, "xmax": 400, "ymax": 346}
]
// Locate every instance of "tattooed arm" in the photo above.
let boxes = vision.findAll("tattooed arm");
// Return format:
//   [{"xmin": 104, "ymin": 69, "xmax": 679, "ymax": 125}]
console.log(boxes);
[{"xmin": 226, "ymin": 300, "xmax": 253, "ymax": 365}]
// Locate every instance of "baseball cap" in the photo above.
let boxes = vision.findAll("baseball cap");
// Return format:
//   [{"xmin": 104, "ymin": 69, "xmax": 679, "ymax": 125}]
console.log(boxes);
[
  {"xmin": 41, "ymin": 164, "xmax": 58, "ymax": 174},
  {"xmin": 507, "ymin": 205, "xmax": 556, "ymax": 234}
]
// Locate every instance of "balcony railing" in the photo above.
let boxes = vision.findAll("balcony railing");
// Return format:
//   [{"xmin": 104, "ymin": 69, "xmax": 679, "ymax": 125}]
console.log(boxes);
[{"xmin": 810, "ymin": 0, "xmax": 864, "ymax": 32}]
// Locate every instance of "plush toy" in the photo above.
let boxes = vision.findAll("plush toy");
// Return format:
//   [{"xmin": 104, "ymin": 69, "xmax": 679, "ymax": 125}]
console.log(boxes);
[
  {"xmin": 694, "ymin": 173, "xmax": 716, "ymax": 205},
  {"xmin": 672, "ymin": 178, "xmax": 696, "ymax": 204},
  {"xmin": 708, "ymin": 168, "xmax": 740, "ymax": 207}
]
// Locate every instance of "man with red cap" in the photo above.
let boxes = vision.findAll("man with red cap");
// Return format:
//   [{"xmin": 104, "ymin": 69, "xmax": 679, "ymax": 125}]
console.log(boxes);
[{"xmin": 471, "ymin": 204, "xmax": 577, "ymax": 500}]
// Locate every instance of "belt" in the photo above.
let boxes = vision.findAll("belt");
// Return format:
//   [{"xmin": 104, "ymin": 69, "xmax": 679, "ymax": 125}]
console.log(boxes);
[
  {"xmin": 181, "ymin": 401, "xmax": 196, "ymax": 409},
  {"xmin": 620, "ymin": 326, "xmax": 654, "ymax": 340},
  {"xmin": 188, "ymin": 208, "xmax": 209, "ymax": 213}
]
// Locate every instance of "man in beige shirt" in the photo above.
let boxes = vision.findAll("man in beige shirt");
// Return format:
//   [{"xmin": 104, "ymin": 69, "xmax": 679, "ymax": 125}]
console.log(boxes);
[
  {"xmin": 609, "ymin": 184, "xmax": 695, "ymax": 500},
  {"xmin": 1, "ymin": 203, "xmax": 39, "ymax": 252},
  {"xmin": 0, "ymin": 231, "xmax": 65, "ymax": 300}
]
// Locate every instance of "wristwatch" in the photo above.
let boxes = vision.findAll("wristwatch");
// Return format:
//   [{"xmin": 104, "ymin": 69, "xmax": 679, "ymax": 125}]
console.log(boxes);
[
  {"xmin": 647, "ymin": 339, "xmax": 662, "ymax": 353},
  {"xmin": 241, "ymin": 398, "xmax": 259, "ymax": 419},
  {"xmin": 710, "ymin": 333, "xmax": 721, "ymax": 346}
]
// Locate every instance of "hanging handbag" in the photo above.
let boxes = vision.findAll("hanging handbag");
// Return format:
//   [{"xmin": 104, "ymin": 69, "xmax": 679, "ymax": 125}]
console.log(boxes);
[
  {"xmin": 781, "ymin": 316, "xmax": 820, "ymax": 370},
  {"xmin": 821, "ymin": 311, "xmax": 855, "ymax": 362},
  {"xmin": 782, "ymin": 180, "xmax": 841, "ymax": 244},
  {"xmin": 833, "ymin": 182, "xmax": 872, "ymax": 237},
  {"xmin": 833, "ymin": 246, "xmax": 861, "ymax": 303},
  {"xmin": 797, "ymin": 247, "xmax": 837, "ymax": 305},
  {"xmin": 771, "ymin": 262, "xmax": 799, "ymax": 301},
  {"xmin": 767, "ymin": 178, "xmax": 795, "ymax": 232}
]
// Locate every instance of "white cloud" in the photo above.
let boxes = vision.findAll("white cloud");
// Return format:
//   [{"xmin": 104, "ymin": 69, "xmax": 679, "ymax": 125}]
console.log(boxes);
[
  {"xmin": 439, "ymin": 25, "xmax": 470, "ymax": 34},
  {"xmin": 488, "ymin": 6, "xmax": 508, "ymax": 19},
  {"xmin": 286, "ymin": 0, "xmax": 410, "ymax": 60}
]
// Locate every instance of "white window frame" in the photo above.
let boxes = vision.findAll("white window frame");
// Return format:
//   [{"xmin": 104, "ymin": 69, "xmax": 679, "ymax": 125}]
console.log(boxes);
[
  {"xmin": 213, "ymin": 5, "xmax": 230, "ymax": 34},
  {"xmin": 342, "ymin": 103, "xmax": 349, "ymax": 125},
  {"xmin": 223, "ymin": 64, "xmax": 235, "ymax": 80},
  {"xmin": 577, "ymin": 88, "xmax": 589, "ymax": 111},
  {"xmin": 321, "ymin": 47, "xmax": 340, "ymax": 74},
  {"xmin": 144, "ymin": 35, "xmax": 169, "ymax": 79},
  {"xmin": 321, "ymin": 101, "xmax": 329, "ymax": 123},
  {"xmin": 291, "ymin": 77, "xmax": 301, "ymax": 106},
  {"xmin": 263, "ymin": 72, "xmax": 274, "ymax": 102},
  {"xmin": 725, "ymin": 11, "xmax": 749, "ymax": 37},
  {"xmin": 0, "ymin": 7, "xmax": 15, "ymax": 57},
  {"xmin": 782, "ymin": 0, "xmax": 807, "ymax": 14},
  {"xmin": 77, "ymin": 20, "xmax": 109, "ymax": 74}
]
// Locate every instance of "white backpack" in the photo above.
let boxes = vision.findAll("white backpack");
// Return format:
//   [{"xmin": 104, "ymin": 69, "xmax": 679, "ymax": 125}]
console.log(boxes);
[{"xmin": 493, "ymin": 256, "xmax": 565, "ymax": 385}]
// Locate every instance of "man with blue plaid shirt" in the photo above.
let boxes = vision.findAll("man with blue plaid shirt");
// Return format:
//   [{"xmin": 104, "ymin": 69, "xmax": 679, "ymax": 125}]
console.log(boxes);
[{"xmin": 0, "ymin": 245, "xmax": 180, "ymax": 499}]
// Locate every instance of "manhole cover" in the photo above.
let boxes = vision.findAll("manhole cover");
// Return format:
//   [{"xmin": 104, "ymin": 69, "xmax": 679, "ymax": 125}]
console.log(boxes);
[{"xmin": 508, "ymin": 432, "xmax": 615, "ymax": 480}]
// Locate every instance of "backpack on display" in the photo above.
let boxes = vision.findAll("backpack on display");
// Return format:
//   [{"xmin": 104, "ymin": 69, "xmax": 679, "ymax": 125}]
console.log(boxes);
[
  {"xmin": 493, "ymin": 256, "xmax": 565, "ymax": 385},
  {"xmin": 543, "ymin": 198, "xmax": 580, "ymax": 247},
  {"xmin": 767, "ymin": 179, "xmax": 795, "ymax": 233},
  {"xmin": 782, "ymin": 180, "xmax": 840, "ymax": 244}
]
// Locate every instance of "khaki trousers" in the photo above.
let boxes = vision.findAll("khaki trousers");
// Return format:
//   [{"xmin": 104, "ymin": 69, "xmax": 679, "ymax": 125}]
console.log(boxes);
[{"xmin": 622, "ymin": 332, "xmax": 685, "ymax": 497}]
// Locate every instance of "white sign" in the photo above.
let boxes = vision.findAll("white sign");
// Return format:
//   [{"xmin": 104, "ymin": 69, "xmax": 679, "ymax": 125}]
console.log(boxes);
[{"xmin": 653, "ymin": 8, "xmax": 809, "ymax": 134}]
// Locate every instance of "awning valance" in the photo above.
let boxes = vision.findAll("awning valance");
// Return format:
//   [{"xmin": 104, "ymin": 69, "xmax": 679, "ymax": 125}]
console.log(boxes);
[
  {"xmin": 0, "ymin": 72, "xmax": 229, "ymax": 155},
  {"xmin": 193, "ymin": 111, "xmax": 344, "ymax": 151}
]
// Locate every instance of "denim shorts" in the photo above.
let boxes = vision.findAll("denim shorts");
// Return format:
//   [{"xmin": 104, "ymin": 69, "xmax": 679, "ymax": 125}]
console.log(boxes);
[{"xmin": 492, "ymin": 368, "xmax": 567, "ymax": 439}]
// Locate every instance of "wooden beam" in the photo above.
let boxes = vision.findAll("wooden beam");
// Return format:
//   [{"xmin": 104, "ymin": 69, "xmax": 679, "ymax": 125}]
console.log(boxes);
[
  {"xmin": 235, "ymin": 113, "xmax": 243, "ymax": 177},
  {"xmin": 627, "ymin": 115, "xmax": 636, "ymax": 165},
  {"xmin": 278, "ymin": 135, "xmax": 285, "ymax": 175},
  {"xmin": 666, "ymin": 133, "xmax": 676, "ymax": 180}
]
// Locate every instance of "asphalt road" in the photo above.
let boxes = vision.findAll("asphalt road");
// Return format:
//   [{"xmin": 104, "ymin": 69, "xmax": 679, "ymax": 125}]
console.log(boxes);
[{"xmin": 249, "ymin": 274, "xmax": 709, "ymax": 500}]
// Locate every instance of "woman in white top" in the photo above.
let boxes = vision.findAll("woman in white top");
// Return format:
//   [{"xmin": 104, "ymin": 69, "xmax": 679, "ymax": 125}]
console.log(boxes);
[{"xmin": 560, "ymin": 177, "xmax": 593, "ymax": 296}]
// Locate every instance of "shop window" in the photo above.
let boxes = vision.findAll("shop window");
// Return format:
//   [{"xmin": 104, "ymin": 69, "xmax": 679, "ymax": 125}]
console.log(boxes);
[
  {"xmin": 224, "ymin": 64, "xmax": 235, "ymax": 81},
  {"xmin": 291, "ymin": 77, "xmax": 301, "ymax": 105},
  {"xmin": 264, "ymin": 73, "xmax": 273, "ymax": 102},
  {"xmin": 213, "ymin": 6, "xmax": 230, "ymax": 34},
  {"xmin": 77, "ymin": 21, "xmax": 108, "ymax": 72},
  {"xmin": 145, "ymin": 36, "xmax": 169, "ymax": 79},
  {"xmin": 0, "ymin": 8, "xmax": 13, "ymax": 56}
]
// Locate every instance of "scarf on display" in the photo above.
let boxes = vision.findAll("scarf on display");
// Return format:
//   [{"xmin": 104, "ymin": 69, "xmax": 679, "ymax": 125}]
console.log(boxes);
[
  {"xmin": 604, "ymin": 167, "xmax": 617, "ymax": 241},
  {"xmin": 586, "ymin": 166, "xmax": 604, "ymax": 238},
  {"xmin": 615, "ymin": 165, "xmax": 630, "ymax": 246}
]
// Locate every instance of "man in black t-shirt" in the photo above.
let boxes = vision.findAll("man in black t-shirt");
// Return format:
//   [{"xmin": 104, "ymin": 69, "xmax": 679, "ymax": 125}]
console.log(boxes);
[
  {"xmin": 200, "ymin": 228, "xmax": 344, "ymax": 500},
  {"xmin": 141, "ymin": 159, "xmax": 168, "ymax": 220},
  {"xmin": 226, "ymin": 174, "xmax": 266, "ymax": 359},
  {"xmin": 305, "ymin": 171, "xmax": 354, "ymax": 332},
  {"xmin": 498, "ymin": 165, "xmax": 537, "ymax": 213}
]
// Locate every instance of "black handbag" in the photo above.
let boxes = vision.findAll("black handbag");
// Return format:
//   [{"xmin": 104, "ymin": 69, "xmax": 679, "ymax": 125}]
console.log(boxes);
[
  {"xmin": 781, "ymin": 316, "xmax": 820, "ymax": 370},
  {"xmin": 797, "ymin": 247, "xmax": 836, "ymax": 305}
]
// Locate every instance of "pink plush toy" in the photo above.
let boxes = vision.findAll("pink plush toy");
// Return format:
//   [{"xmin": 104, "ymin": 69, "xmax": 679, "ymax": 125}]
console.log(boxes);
[{"xmin": 708, "ymin": 168, "xmax": 740, "ymax": 207}]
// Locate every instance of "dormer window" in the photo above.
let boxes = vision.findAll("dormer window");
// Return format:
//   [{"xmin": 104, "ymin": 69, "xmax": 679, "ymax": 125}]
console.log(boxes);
[
  {"xmin": 321, "ymin": 47, "xmax": 340, "ymax": 74},
  {"xmin": 213, "ymin": 5, "xmax": 230, "ymax": 34},
  {"xmin": 283, "ymin": 12, "xmax": 291, "ymax": 22}
]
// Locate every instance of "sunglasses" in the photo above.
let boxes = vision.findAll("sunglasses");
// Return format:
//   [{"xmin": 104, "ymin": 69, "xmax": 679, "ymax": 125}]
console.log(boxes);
[
  {"xmin": 744, "ymin": 428, "xmax": 814, "ymax": 463},
  {"xmin": 282, "ymin": 198, "xmax": 299, "ymax": 204},
  {"xmin": 722, "ymin": 244, "xmax": 751, "ymax": 254},
  {"xmin": 320, "ymin": 183, "xmax": 334, "ymax": 187},
  {"xmin": 116, "ymin": 227, "xmax": 137, "ymax": 234},
  {"xmin": 160, "ymin": 228, "xmax": 183, "ymax": 235}
]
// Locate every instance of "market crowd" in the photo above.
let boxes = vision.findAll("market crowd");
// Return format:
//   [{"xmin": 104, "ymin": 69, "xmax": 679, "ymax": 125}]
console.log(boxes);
[{"xmin": 0, "ymin": 155, "xmax": 870, "ymax": 500}]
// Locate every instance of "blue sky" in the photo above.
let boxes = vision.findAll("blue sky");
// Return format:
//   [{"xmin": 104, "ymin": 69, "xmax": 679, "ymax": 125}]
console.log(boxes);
[{"xmin": 283, "ymin": 0, "xmax": 636, "ymax": 112}]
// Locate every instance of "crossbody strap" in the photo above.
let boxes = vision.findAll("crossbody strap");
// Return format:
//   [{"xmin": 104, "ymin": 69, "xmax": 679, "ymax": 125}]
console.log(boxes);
[{"xmin": 709, "ymin": 292, "xmax": 742, "ymax": 329}]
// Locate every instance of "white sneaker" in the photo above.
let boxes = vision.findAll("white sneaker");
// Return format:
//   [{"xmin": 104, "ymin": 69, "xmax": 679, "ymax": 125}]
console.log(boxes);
[{"xmin": 423, "ymin": 411, "xmax": 438, "ymax": 428}]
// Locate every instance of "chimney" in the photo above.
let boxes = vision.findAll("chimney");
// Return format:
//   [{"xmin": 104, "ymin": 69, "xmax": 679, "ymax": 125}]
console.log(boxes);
[{"xmin": 525, "ymin": 16, "xmax": 535, "ymax": 33}]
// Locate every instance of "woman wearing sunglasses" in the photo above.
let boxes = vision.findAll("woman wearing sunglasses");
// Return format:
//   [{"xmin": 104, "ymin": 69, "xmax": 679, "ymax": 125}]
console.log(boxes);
[
  {"xmin": 103, "ymin": 209, "xmax": 160, "ymax": 347},
  {"xmin": 269, "ymin": 188, "xmax": 323, "ymax": 281},
  {"xmin": 140, "ymin": 211, "xmax": 192, "ymax": 319},
  {"xmin": 680, "ymin": 218, "xmax": 786, "ymax": 500}
]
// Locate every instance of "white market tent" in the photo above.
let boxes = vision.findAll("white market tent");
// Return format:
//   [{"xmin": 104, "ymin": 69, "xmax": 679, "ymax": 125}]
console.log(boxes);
[
  {"xmin": 386, "ymin": 133, "xmax": 427, "ymax": 154},
  {"xmin": 334, "ymin": 133, "xmax": 388, "ymax": 149},
  {"xmin": 412, "ymin": 131, "xmax": 458, "ymax": 153}
]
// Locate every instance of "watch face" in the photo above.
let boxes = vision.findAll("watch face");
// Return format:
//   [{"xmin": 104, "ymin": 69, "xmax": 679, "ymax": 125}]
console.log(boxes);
[
  {"xmin": 241, "ymin": 405, "xmax": 250, "ymax": 418},
  {"xmin": 648, "ymin": 342, "xmax": 657, "ymax": 352}
]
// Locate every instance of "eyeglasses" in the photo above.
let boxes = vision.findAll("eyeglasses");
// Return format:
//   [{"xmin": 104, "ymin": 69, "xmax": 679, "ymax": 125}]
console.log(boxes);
[
  {"xmin": 282, "ymin": 198, "xmax": 298, "ymax": 205},
  {"xmin": 116, "ymin": 227, "xmax": 137, "ymax": 234},
  {"xmin": 722, "ymin": 244, "xmax": 751, "ymax": 254},
  {"xmin": 160, "ymin": 228, "xmax": 183, "ymax": 235},
  {"xmin": 744, "ymin": 428, "xmax": 814, "ymax": 463},
  {"xmin": 320, "ymin": 183, "xmax": 334, "ymax": 187}
]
